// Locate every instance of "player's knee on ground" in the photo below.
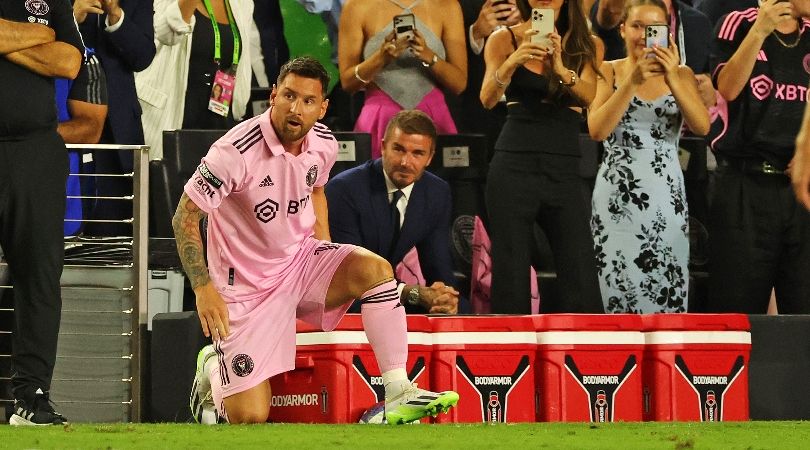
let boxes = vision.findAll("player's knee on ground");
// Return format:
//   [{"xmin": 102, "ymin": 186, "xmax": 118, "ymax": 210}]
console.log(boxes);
[{"xmin": 225, "ymin": 403, "xmax": 270, "ymax": 424}]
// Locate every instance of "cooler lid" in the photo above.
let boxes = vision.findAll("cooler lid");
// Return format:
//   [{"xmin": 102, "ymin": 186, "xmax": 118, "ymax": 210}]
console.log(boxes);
[
  {"xmin": 429, "ymin": 316, "xmax": 536, "ymax": 344},
  {"xmin": 640, "ymin": 313, "xmax": 750, "ymax": 331},
  {"xmin": 532, "ymin": 314, "xmax": 643, "ymax": 331},
  {"xmin": 429, "ymin": 315, "xmax": 536, "ymax": 332},
  {"xmin": 295, "ymin": 314, "xmax": 431, "ymax": 333}
]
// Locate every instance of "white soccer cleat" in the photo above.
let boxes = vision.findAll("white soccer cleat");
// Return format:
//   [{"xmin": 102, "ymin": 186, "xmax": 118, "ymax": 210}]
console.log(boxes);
[
  {"xmin": 384, "ymin": 383, "xmax": 459, "ymax": 425},
  {"xmin": 189, "ymin": 344, "xmax": 218, "ymax": 424}
]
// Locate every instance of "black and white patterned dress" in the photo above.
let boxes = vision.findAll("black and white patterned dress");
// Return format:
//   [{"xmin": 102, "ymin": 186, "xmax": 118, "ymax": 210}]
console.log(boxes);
[{"xmin": 591, "ymin": 93, "xmax": 689, "ymax": 313}]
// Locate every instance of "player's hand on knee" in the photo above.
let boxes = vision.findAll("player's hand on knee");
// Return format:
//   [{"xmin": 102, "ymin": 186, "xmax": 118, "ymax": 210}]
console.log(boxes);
[
  {"xmin": 194, "ymin": 282, "xmax": 230, "ymax": 341},
  {"xmin": 426, "ymin": 282, "xmax": 460, "ymax": 315}
]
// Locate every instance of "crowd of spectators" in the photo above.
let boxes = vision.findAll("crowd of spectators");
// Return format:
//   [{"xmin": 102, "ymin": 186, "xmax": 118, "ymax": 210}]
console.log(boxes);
[{"xmin": 8, "ymin": 0, "xmax": 810, "ymax": 316}]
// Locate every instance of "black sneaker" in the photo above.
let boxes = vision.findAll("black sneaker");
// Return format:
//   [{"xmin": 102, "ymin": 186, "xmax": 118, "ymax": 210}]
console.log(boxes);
[{"xmin": 9, "ymin": 390, "xmax": 68, "ymax": 426}]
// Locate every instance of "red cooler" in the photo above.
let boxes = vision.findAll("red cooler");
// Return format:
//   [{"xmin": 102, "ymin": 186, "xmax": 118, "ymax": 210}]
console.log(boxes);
[
  {"xmin": 430, "ymin": 316, "xmax": 537, "ymax": 423},
  {"xmin": 535, "ymin": 314, "xmax": 644, "ymax": 422},
  {"xmin": 642, "ymin": 314, "xmax": 751, "ymax": 422},
  {"xmin": 267, "ymin": 314, "xmax": 432, "ymax": 423}
]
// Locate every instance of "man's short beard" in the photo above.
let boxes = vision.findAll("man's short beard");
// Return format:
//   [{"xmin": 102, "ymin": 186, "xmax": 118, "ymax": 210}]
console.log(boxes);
[{"xmin": 281, "ymin": 125, "xmax": 307, "ymax": 142}]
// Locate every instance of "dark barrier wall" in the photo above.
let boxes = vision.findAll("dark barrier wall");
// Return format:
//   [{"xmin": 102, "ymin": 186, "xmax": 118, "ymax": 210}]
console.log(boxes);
[
  {"xmin": 748, "ymin": 315, "xmax": 810, "ymax": 420},
  {"xmin": 149, "ymin": 313, "xmax": 810, "ymax": 422},
  {"xmin": 150, "ymin": 312, "xmax": 208, "ymax": 422}
]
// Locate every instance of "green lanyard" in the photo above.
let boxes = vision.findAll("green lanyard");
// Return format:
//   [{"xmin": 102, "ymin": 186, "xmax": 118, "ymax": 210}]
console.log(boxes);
[{"xmin": 201, "ymin": 0, "xmax": 240, "ymax": 67}]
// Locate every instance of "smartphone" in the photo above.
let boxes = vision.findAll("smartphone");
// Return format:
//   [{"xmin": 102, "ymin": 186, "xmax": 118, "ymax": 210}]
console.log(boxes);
[
  {"xmin": 393, "ymin": 14, "xmax": 416, "ymax": 41},
  {"xmin": 645, "ymin": 24, "xmax": 669, "ymax": 49},
  {"xmin": 530, "ymin": 8, "xmax": 554, "ymax": 49}
]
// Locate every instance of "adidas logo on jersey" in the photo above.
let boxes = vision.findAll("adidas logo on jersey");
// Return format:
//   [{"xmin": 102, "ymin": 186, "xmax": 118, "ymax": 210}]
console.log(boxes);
[{"xmin": 259, "ymin": 175, "xmax": 274, "ymax": 187}]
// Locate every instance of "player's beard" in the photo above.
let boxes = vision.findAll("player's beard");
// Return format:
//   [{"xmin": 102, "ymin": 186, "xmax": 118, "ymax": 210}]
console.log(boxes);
[{"xmin": 277, "ymin": 117, "xmax": 309, "ymax": 143}]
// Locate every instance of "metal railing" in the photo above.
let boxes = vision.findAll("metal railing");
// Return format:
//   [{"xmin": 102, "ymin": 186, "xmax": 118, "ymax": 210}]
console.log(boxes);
[{"xmin": 0, "ymin": 144, "xmax": 149, "ymax": 422}]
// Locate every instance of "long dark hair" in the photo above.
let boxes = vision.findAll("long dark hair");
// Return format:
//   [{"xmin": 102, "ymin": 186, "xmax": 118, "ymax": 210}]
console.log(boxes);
[{"xmin": 516, "ymin": 0, "xmax": 599, "ymax": 100}]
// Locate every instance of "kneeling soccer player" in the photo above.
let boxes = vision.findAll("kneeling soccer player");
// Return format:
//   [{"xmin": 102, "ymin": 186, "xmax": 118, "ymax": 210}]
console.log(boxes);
[{"xmin": 174, "ymin": 56, "xmax": 458, "ymax": 425}]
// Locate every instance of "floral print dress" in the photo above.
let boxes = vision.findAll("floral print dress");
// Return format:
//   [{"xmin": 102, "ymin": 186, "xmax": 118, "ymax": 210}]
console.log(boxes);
[{"xmin": 591, "ymin": 93, "xmax": 689, "ymax": 313}]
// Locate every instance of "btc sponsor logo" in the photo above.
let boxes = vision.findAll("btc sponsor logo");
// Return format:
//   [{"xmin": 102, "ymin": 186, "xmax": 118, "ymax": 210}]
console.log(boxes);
[
  {"xmin": 254, "ymin": 198, "xmax": 279, "ymax": 223},
  {"xmin": 749, "ymin": 74, "xmax": 809, "ymax": 102},
  {"xmin": 749, "ymin": 75, "xmax": 774, "ymax": 101}
]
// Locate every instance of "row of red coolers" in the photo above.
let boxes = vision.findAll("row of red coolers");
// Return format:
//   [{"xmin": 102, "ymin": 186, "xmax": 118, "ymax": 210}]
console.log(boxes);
[{"xmin": 267, "ymin": 314, "xmax": 750, "ymax": 424}]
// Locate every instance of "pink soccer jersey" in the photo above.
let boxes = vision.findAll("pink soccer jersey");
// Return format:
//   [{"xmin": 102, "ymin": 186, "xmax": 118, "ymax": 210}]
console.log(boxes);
[{"xmin": 184, "ymin": 111, "xmax": 338, "ymax": 302}]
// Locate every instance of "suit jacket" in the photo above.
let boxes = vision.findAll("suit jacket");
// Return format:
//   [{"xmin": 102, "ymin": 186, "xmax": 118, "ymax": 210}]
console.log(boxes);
[
  {"xmin": 79, "ymin": 0, "xmax": 156, "ymax": 146},
  {"xmin": 326, "ymin": 159, "xmax": 456, "ymax": 312}
]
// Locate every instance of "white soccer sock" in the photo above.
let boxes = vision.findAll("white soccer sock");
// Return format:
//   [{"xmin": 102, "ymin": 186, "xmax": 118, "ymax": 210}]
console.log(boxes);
[{"xmin": 383, "ymin": 368, "xmax": 411, "ymax": 399}]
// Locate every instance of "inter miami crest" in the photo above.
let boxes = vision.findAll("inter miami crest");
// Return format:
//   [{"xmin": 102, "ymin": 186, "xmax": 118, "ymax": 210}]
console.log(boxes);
[
  {"xmin": 232, "ymin": 354, "xmax": 254, "ymax": 377},
  {"xmin": 25, "ymin": 0, "xmax": 49, "ymax": 15},
  {"xmin": 306, "ymin": 165, "xmax": 318, "ymax": 187}
]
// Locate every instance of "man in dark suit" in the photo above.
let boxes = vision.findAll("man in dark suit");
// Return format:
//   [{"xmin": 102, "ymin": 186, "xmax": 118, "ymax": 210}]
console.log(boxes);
[
  {"xmin": 326, "ymin": 110, "xmax": 461, "ymax": 314},
  {"xmin": 73, "ymin": 0, "xmax": 156, "ymax": 235}
]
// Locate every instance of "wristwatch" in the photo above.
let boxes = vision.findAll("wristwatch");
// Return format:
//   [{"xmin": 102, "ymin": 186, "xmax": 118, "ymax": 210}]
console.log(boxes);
[
  {"xmin": 560, "ymin": 69, "xmax": 577, "ymax": 87},
  {"xmin": 421, "ymin": 54, "xmax": 439, "ymax": 68},
  {"xmin": 406, "ymin": 286, "xmax": 421, "ymax": 306}
]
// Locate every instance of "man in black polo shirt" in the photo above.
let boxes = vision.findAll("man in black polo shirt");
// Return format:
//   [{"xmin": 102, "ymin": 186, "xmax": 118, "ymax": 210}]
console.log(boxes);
[
  {"xmin": 796, "ymin": 84, "xmax": 810, "ymax": 210},
  {"xmin": 0, "ymin": 0, "xmax": 83, "ymax": 425},
  {"xmin": 706, "ymin": 0, "xmax": 810, "ymax": 314}
]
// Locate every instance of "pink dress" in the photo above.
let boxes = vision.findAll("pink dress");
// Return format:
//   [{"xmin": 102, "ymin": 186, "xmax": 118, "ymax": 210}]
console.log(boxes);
[
  {"xmin": 353, "ymin": 8, "xmax": 457, "ymax": 157},
  {"xmin": 355, "ymin": 88, "xmax": 458, "ymax": 158}
]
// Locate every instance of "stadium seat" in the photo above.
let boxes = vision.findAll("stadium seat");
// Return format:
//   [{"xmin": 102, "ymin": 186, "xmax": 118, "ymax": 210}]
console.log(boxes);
[{"xmin": 331, "ymin": 131, "xmax": 372, "ymax": 179}]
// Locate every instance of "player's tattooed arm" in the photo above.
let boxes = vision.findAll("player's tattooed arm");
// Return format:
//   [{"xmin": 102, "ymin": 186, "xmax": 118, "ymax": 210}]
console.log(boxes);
[{"xmin": 173, "ymin": 192, "xmax": 211, "ymax": 289}]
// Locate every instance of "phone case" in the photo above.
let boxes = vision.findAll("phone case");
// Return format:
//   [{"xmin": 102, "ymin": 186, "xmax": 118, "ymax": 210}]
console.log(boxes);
[
  {"xmin": 530, "ymin": 8, "xmax": 554, "ymax": 48},
  {"xmin": 393, "ymin": 14, "xmax": 416, "ymax": 41},
  {"xmin": 645, "ymin": 25, "xmax": 669, "ymax": 49}
]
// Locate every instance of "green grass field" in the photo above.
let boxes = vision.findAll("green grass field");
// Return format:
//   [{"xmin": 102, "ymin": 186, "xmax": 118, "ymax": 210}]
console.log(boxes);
[{"xmin": 0, "ymin": 422, "xmax": 807, "ymax": 449}]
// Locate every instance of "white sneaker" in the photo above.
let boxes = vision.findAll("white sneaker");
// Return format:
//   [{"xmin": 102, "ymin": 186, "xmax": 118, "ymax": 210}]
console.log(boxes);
[
  {"xmin": 189, "ymin": 344, "xmax": 217, "ymax": 424},
  {"xmin": 384, "ymin": 383, "xmax": 459, "ymax": 425}
]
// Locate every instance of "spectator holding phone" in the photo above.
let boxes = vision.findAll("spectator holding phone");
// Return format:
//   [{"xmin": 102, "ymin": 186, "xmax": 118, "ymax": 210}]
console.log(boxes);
[
  {"xmin": 453, "ymin": 0, "xmax": 522, "ymax": 160},
  {"xmin": 704, "ymin": 0, "xmax": 810, "ymax": 314},
  {"xmin": 338, "ymin": 0, "xmax": 467, "ymax": 158},
  {"xmin": 588, "ymin": 0, "xmax": 709, "ymax": 314},
  {"xmin": 591, "ymin": 0, "xmax": 715, "ymax": 111},
  {"xmin": 136, "ymin": 0, "xmax": 257, "ymax": 159},
  {"xmin": 479, "ymin": 0, "xmax": 604, "ymax": 314}
]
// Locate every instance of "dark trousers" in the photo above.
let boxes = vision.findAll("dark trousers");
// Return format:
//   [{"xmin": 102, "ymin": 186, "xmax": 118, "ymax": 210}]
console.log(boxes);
[
  {"xmin": 485, "ymin": 151, "xmax": 603, "ymax": 314},
  {"xmin": 0, "ymin": 132, "xmax": 67, "ymax": 399},
  {"xmin": 706, "ymin": 166, "xmax": 810, "ymax": 313},
  {"xmin": 84, "ymin": 124, "xmax": 132, "ymax": 236}
]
